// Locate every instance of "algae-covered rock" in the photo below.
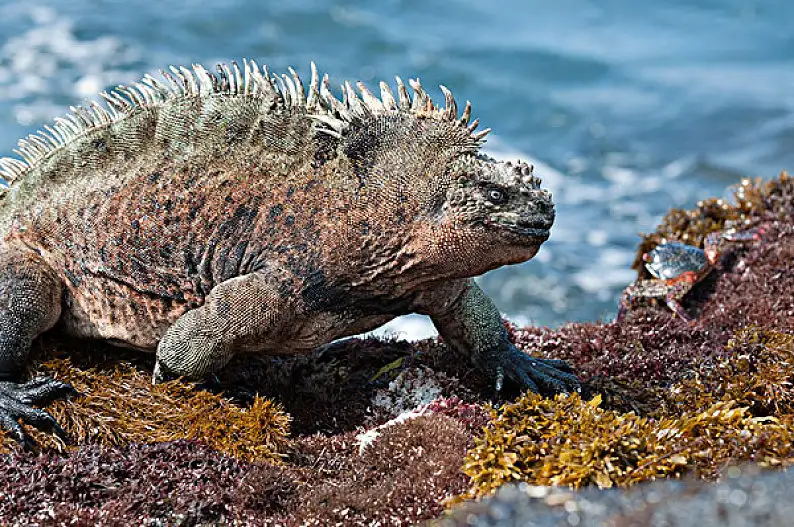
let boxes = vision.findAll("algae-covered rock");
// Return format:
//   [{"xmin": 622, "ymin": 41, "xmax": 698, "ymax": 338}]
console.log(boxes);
[{"xmin": 0, "ymin": 173, "xmax": 793, "ymax": 525}]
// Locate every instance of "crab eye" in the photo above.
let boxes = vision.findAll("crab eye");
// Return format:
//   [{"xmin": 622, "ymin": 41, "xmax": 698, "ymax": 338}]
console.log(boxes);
[{"xmin": 487, "ymin": 187, "xmax": 507, "ymax": 204}]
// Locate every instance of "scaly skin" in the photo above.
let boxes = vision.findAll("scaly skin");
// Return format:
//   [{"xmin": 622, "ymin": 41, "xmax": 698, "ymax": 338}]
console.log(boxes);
[{"xmin": 0, "ymin": 61, "xmax": 579, "ymax": 444}]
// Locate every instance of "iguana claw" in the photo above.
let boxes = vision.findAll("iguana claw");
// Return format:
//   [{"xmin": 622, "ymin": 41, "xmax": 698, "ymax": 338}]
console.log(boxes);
[
  {"xmin": 488, "ymin": 344, "xmax": 580, "ymax": 395},
  {"xmin": 0, "ymin": 376, "xmax": 77, "ymax": 448}
]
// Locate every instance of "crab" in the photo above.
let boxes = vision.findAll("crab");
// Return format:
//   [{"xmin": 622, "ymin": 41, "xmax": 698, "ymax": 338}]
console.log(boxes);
[{"xmin": 617, "ymin": 226, "xmax": 763, "ymax": 323}]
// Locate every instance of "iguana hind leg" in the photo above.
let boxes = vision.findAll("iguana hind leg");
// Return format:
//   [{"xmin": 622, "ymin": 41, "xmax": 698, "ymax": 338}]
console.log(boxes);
[
  {"xmin": 0, "ymin": 249, "xmax": 76, "ymax": 446},
  {"xmin": 154, "ymin": 272, "xmax": 287, "ymax": 383}
]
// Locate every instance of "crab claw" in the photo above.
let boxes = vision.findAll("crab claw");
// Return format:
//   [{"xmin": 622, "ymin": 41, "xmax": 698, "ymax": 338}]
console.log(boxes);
[{"xmin": 722, "ymin": 226, "xmax": 765, "ymax": 242}]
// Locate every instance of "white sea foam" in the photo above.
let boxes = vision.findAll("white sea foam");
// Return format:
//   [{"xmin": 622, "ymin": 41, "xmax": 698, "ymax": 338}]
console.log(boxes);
[
  {"xmin": 367, "ymin": 314, "xmax": 437, "ymax": 341},
  {"xmin": 0, "ymin": 5, "xmax": 141, "ymax": 126}
]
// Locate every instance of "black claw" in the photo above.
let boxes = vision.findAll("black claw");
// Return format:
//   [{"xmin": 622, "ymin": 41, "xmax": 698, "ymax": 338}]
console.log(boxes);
[
  {"xmin": 533, "ymin": 360, "xmax": 581, "ymax": 392},
  {"xmin": 488, "ymin": 345, "xmax": 581, "ymax": 397},
  {"xmin": 535, "ymin": 358, "xmax": 576, "ymax": 374},
  {"xmin": 152, "ymin": 361, "xmax": 177, "ymax": 384},
  {"xmin": 0, "ymin": 413, "xmax": 28, "ymax": 445},
  {"xmin": 18, "ymin": 379, "xmax": 78, "ymax": 406},
  {"xmin": 513, "ymin": 370, "xmax": 539, "ymax": 394},
  {"xmin": 24, "ymin": 408, "xmax": 65, "ymax": 438},
  {"xmin": 540, "ymin": 375, "xmax": 568, "ymax": 395},
  {"xmin": 0, "ymin": 376, "xmax": 74, "ymax": 446}
]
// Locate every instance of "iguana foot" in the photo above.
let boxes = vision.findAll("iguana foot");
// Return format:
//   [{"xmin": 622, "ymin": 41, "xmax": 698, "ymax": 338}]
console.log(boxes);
[
  {"xmin": 0, "ymin": 376, "xmax": 76, "ymax": 448},
  {"xmin": 488, "ymin": 344, "xmax": 580, "ymax": 395}
]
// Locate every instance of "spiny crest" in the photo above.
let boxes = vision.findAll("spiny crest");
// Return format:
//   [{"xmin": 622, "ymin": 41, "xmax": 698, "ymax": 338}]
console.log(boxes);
[
  {"xmin": 310, "ymin": 74, "xmax": 489, "ymax": 143},
  {"xmin": 0, "ymin": 60, "xmax": 488, "ymax": 189}
]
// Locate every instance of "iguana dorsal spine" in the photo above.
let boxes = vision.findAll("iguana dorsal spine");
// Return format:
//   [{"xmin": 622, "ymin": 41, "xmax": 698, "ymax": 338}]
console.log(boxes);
[{"xmin": 0, "ymin": 60, "xmax": 489, "ymax": 190}]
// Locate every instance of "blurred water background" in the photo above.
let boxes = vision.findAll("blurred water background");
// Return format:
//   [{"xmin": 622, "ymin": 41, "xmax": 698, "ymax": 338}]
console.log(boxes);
[{"xmin": 0, "ymin": 0, "xmax": 792, "ymax": 338}]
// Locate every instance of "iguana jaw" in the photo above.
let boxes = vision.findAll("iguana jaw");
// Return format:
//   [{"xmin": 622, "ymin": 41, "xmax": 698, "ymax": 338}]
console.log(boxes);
[
  {"xmin": 482, "ymin": 216, "xmax": 551, "ymax": 243},
  {"xmin": 482, "ymin": 207, "xmax": 554, "ymax": 245}
]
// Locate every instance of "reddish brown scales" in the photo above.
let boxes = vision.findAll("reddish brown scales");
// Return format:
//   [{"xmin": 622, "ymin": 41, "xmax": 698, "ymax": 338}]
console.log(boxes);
[{"xmin": 0, "ymin": 61, "xmax": 579, "ymax": 445}]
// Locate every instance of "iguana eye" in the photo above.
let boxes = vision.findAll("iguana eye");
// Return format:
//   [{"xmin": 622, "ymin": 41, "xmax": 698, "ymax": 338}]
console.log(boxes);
[{"xmin": 487, "ymin": 187, "xmax": 507, "ymax": 204}]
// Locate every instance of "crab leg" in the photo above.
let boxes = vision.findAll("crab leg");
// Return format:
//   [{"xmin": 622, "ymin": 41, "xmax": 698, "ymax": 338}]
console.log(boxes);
[
  {"xmin": 664, "ymin": 296, "xmax": 693, "ymax": 323},
  {"xmin": 704, "ymin": 226, "xmax": 764, "ymax": 264},
  {"xmin": 664, "ymin": 280, "xmax": 696, "ymax": 324},
  {"xmin": 617, "ymin": 280, "xmax": 667, "ymax": 323}
]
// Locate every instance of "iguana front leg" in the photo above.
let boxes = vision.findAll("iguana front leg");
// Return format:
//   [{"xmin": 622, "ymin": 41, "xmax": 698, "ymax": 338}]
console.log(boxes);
[
  {"xmin": 418, "ymin": 279, "xmax": 580, "ymax": 395},
  {"xmin": 153, "ymin": 272, "xmax": 287, "ymax": 383},
  {"xmin": 0, "ymin": 249, "xmax": 76, "ymax": 446}
]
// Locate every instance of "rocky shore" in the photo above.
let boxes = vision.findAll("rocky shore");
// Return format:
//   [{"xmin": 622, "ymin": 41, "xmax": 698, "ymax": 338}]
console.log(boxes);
[
  {"xmin": 0, "ymin": 173, "xmax": 792, "ymax": 525},
  {"xmin": 441, "ymin": 464, "xmax": 794, "ymax": 527}
]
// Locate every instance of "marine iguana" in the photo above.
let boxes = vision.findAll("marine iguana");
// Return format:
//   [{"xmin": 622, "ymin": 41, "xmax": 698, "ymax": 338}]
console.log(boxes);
[{"xmin": 0, "ymin": 61, "xmax": 579, "ymax": 445}]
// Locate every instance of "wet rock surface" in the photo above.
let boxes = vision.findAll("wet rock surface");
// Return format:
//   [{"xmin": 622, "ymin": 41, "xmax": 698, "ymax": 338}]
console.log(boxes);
[{"xmin": 441, "ymin": 465, "xmax": 794, "ymax": 527}]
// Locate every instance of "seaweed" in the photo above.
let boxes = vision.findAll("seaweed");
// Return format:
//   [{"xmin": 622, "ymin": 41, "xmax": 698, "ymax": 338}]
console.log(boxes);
[
  {"xmin": 0, "ymin": 440, "xmax": 298, "ymax": 524},
  {"xmin": 2, "ymin": 355, "xmax": 290, "ymax": 463},
  {"xmin": 663, "ymin": 327, "xmax": 794, "ymax": 418},
  {"xmin": 461, "ymin": 389, "xmax": 793, "ymax": 499}
]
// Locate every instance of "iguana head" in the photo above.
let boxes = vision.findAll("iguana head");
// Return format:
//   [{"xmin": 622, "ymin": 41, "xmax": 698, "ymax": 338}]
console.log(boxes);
[
  {"xmin": 311, "ymin": 73, "xmax": 556, "ymax": 279},
  {"xmin": 436, "ymin": 155, "xmax": 554, "ymax": 269},
  {"xmin": 331, "ymin": 121, "xmax": 555, "ymax": 278}
]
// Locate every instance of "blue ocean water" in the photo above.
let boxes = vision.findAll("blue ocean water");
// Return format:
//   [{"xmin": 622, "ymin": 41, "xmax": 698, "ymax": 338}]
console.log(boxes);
[{"xmin": 0, "ymin": 1, "xmax": 792, "ymax": 337}]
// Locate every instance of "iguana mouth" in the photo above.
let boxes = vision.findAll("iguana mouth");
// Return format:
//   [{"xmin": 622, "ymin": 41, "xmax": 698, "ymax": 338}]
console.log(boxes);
[
  {"xmin": 483, "ymin": 217, "xmax": 551, "ymax": 241},
  {"xmin": 501, "ymin": 224, "xmax": 551, "ymax": 240}
]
